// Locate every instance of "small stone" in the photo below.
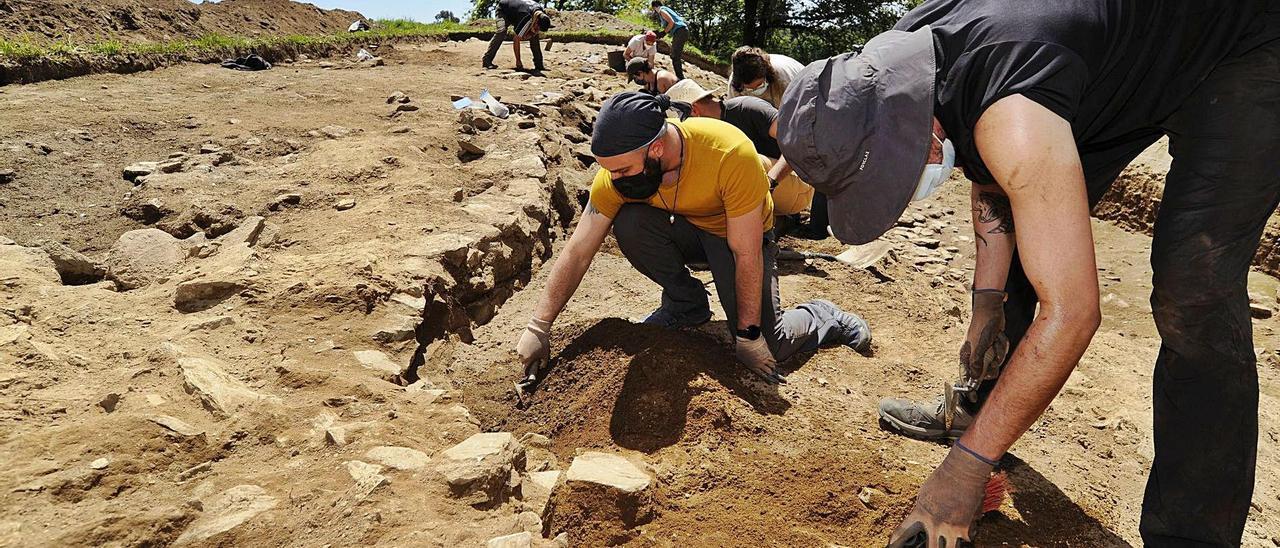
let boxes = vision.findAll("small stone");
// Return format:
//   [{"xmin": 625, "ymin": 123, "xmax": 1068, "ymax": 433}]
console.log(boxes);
[
  {"xmin": 470, "ymin": 115, "xmax": 493, "ymax": 131},
  {"xmin": 916, "ymin": 238, "xmax": 941, "ymax": 249},
  {"xmin": 389, "ymin": 126, "xmax": 411, "ymax": 134},
  {"xmin": 486, "ymin": 532, "xmax": 532, "ymax": 548},
  {"xmin": 0, "ymin": 169, "xmax": 14, "ymax": 184},
  {"xmin": 319, "ymin": 61, "xmax": 334, "ymax": 68},
  {"xmin": 220, "ymin": 216, "xmax": 266, "ymax": 247},
  {"xmin": 335, "ymin": 199, "xmax": 357, "ymax": 211},
  {"xmin": 145, "ymin": 394, "xmax": 168, "ymax": 406},
  {"xmin": 365, "ymin": 446, "xmax": 430, "ymax": 471},
  {"xmin": 200, "ymin": 144, "xmax": 222, "ymax": 154},
  {"xmin": 1251, "ymin": 304, "xmax": 1273, "ymax": 320},
  {"xmin": 452, "ymin": 187, "xmax": 466, "ymax": 202},
  {"xmin": 457, "ymin": 136, "xmax": 486, "ymax": 157},
  {"xmin": 174, "ymin": 279, "xmax": 246, "ymax": 312},
  {"xmin": 98, "ymin": 393, "xmax": 121, "ymax": 413},
  {"xmin": 434, "ymin": 432, "xmax": 526, "ymax": 506},
  {"xmin": 122, "ymin": 162, "xmax": 159, "ymax": 182},
  {"xmin": 319, "ymin": 125, "xmax": 351, "ymax": 139},
  {"xmin": 353, "ymin": 350, "xmax": 407, "ymax": 383},
  {"xmin": 149, "ymin": 415, "xmax": 205, "ymax": 438},
  {"xmin": 518, "ymin": 120, "xmax": 535, "ymax": 129},
  {"xmin": 269, "ymin": 193, "xmax": 302, "ymax": 210},
  {"xmin": 372, "ymin": 315, "xmax": 418, "ymax": 343},
  {"xmin": 858, "ymin": 487, "xmax": 885, "ymax": 509},
  {"xmin": 89, "ymin": 457, "xmax": 109, "ymax": 470},
  {"xmin": 345, "ymin": 460, "xmax": 383, "ymax": 482},
  {"xmin": 394, "ymin": 103, "xmax": 419, "ymax": 114},
  {"xmin": 386, "ymin": 91, "xmax": 407, "ymax": 104}
]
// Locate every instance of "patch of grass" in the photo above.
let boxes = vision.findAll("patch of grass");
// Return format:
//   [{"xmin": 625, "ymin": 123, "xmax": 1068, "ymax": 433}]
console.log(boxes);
[
  {"xmin": 0, "ymin": 37, "xmax": 48, "ymax": 59},
  {"xmin": 88, "ymin": 40, "xmax": 124, "ymax": 55}
]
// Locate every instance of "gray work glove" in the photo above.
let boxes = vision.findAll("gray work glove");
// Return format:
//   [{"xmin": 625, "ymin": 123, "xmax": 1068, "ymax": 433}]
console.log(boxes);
[
  {"xmin": 515, "ymin": 317, "xmax": 552, "ymax": 381},
  {"xmin": 959, "ymin": 289, "xmax": 1009, "ymax": 382},
  {"xmin": 735, "ymin": 334, "xmax": 785, "ymax": 384},
  {"xmin": 887, "ymin": 444, "xmax": 996, "ymax": 548}
]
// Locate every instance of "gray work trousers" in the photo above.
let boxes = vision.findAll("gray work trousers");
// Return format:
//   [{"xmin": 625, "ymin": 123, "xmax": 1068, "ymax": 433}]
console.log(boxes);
[
  {"xmin": 668, "ymin": 26, "xmax": 689, "ymax": 80},
  {"xmin": 612, "ymin": 204, "xmax": 846, "ymax": 362},
  {"xmin": 482, "ymin": 21, "xmax": 543, "ymax": 69}
]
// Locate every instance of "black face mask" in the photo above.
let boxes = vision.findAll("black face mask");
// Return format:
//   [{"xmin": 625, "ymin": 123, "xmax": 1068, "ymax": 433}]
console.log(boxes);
[{"xmin": 614, "ymin": 155, "xmax": 664, "ymax": 199}]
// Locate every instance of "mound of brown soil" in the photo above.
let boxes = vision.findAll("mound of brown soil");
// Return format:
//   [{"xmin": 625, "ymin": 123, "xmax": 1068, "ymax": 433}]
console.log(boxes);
[{"xmin": 0, "ymin": 0, "xmax": 363, "ymax": 43}]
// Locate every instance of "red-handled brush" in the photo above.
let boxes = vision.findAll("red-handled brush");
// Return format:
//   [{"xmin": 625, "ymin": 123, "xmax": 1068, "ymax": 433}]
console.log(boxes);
[{"xmin": 981, "ymin": 471, "xmax": 1011, "ymax": 514}]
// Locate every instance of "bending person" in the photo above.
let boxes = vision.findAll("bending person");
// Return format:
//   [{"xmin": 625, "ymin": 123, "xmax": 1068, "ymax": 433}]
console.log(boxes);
[
  {"xmin": 514, "ymin": 91, "xmax": 871, "ymax": 388},
  {"xmin": 482, "ymin": 0, "xmax": 552, "ymax": 72},
  {"xmin": 776, "ymin": 2, "xmax": 1280, "ymax": 546},
  {"xmin": 627, "ymin": 58, "xmax": 678, "ymax": 94}
]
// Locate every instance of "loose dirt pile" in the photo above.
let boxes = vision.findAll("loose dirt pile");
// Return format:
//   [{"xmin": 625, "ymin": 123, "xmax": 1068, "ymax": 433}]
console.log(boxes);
[
  {"xmin": 1, "ymin": 32, "xmax": 1279, "ymax": 548},
  {"xmin": 0, "ymin": 0, "xmax": 363, "ymax": 43}
]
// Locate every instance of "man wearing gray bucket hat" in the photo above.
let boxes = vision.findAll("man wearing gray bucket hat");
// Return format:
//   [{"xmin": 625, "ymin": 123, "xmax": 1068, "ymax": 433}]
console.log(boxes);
[{"xmin": 778, "ymin": 0, "xmax": 1280, "ymax": 546}]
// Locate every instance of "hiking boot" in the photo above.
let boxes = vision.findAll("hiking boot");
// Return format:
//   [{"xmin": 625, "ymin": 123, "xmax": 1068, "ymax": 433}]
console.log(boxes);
[
  {"xmin": 641, "ymin": 306, "xmax": 712, "ymax": 329},
  {"xmin": 812, "ymin": 300, "xmax": 872, "ymax": 352},
  {"xmin": 878, "ymin": 395, "xmax": 973, "ymax": 441},
  {"xmin": 483, "ymin": 62, "xmax": 499, "ymax": 70}
]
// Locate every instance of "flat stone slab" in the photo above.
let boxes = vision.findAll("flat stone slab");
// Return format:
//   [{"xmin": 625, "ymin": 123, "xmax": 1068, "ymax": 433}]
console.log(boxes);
[
  {"xmin": 565, "ymin": 452, "xmax": 650, "ymax": 493},
  {"xmin": 353, "ymin": 350, "xmax": 406, "ymax": 382},
  {"xmin": 487, "ymin": 532, "xmax": 532, "ymax": 548},
  {"xmin": 179, "ymin": 355, "xmax": 281, "ymax": 414},
  {"xmin": 365, "ymin": 446, "xmax": 430, "ymax": 471},
  {"xmin": 174, "ymin": 485, "xmax": 277, "ymax": 545}
]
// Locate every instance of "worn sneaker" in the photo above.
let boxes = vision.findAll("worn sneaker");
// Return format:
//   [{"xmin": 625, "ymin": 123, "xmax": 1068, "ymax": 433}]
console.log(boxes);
[
  {"xmin": 483, "ymin": 63, "xmax": 499, "ymax": 70},
  {"xmin": 641, "ymin": 306, "xmax": 712, "ymax": 329},
  {"xmin": 878, "ymin": 395, "xmax": 973, "ymax": 441},
  {"xmin": 812, "ymin": 300, "xmax": 872, "ymax": 352}
]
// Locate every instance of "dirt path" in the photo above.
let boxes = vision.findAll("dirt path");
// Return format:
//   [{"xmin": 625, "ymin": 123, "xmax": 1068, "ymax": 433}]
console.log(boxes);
[{"xmin": 1, "ymin": 38, "xmax": 1278, "ymax": 547}]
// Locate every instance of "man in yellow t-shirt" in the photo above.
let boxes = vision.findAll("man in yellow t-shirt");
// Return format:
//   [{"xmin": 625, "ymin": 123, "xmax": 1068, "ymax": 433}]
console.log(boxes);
[{"xmin": 513, "ymin": 91, "xmax": 871, "ymax": 385}]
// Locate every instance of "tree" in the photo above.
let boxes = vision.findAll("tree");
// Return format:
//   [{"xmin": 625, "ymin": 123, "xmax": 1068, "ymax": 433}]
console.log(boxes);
[{"xmin": 435, "ymin": 10, "xmax": 461, "ymax": 23}]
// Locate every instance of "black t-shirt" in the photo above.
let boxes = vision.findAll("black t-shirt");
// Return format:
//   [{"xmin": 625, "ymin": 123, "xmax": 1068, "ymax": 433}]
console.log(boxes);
[
  {"xmin": 895, "ymin": 0, "xmax": 1271, "ymax": 186},
  {"xmin": 497, "ymin": 0, "xmax": 539, "ymax": 27},
  {"xmin": 721, "ymin": 96, "xmax": 781, "ymax": 158}
]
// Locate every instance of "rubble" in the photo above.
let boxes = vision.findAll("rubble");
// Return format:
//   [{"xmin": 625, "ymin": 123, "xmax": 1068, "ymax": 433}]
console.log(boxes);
[{"xmin": 434, "ymin": 432, "xmax": 526, "ymax": 506}]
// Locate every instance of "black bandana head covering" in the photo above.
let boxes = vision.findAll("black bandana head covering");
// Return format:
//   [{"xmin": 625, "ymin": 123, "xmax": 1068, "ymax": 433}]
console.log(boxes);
[{"xmin": 591, "ymin": 91, "xmax": 689, "ymax": 157}]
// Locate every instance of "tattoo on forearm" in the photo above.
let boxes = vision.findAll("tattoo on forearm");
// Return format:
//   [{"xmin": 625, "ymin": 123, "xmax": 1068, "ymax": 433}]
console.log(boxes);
[
  {"xmin": 974, "ymin": 192, "xmax": 1015, "ymax": 237},
  {"xmin": 584, "ymin": 201, "xmax": 602, "ymax": 217}
]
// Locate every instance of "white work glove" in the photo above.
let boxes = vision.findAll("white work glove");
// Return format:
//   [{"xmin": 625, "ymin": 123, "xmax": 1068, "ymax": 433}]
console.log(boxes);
[
  {"xmin": 515, "ymin": 317, "xmax": 552, "ymax": 382},
  {"xmin": 735, "ymin": 334, "xmax": 785, "ymax": 384}
]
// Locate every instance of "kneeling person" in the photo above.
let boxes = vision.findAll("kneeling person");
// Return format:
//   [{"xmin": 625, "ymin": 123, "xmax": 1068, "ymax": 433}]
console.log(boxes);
[{"xmin": 515, "ymin": 92, "xmax": 870, "ymax": 384}]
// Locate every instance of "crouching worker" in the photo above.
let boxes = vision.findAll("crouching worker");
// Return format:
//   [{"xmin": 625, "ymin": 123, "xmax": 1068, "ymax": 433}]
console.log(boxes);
[
  {"xmin": 482, "ymin": 0, "xmax": 552, "ymax": 71},
  {"xmin": 514, "ymin": 91, "xmax": 871, "ymax": 385}
]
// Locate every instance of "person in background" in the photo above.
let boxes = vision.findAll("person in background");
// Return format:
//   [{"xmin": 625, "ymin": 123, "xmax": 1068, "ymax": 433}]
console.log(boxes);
[
  {"xmin": 727, "ymin": 46, "xmax": 827, "ymax": 238},
  {"xmin": 482, "ymin": 0, "xmax": 552, "ymax": 72},
  {"xmin": 651, "ymin": 0, "xmax": 689, "ymax": 79},
  {"xmin": 627, "ymin": 58, "xmax": 679, "ymax": 94},
  {"xmin": 726, "ymin": 46, "xmax": 805, "ymax": 108},
  {"xmin": 625, "ymin": 30, "xmax": 659, "ymax": 65},
  {"xmin": 666, "ymin": 78, "xmax": 820, "ymax": 233}
]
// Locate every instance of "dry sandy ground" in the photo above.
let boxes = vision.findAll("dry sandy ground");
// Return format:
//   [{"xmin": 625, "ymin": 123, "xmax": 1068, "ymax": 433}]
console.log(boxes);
[{"xmin": 1, "ymin": 38, "xmax": 1279, "ymax": 547}]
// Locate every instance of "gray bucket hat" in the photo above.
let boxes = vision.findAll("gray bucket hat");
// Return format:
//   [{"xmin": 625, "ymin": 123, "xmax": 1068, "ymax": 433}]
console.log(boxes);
[{"xmin": 776, "ymin": 26, "xmax": 936, "ymax": 245}]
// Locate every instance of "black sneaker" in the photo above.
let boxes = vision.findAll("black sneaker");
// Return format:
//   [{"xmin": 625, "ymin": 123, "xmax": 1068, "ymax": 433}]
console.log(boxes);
[
  {"xmin": 641, "ymin": 306, "xmax": 712, "ymax": 329},
  {"xmin": 878, "ymin": 395, "xmax": 973, "ymax": 441},
  {"xmin": 483, "ymin": 63, "xmax": 499, "ymax": 70}
]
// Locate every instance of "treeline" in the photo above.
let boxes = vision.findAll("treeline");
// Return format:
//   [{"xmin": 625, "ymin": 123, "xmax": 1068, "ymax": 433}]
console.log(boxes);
[{"xmin": 471, "ymin": 0, "xmax": 924, "ymax": 62}]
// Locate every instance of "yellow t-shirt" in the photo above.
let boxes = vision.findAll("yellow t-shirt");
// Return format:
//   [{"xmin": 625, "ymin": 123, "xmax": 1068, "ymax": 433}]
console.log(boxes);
[{"xmin": 588, "ymin": 117, "xmax": 775, "ymax": 239}]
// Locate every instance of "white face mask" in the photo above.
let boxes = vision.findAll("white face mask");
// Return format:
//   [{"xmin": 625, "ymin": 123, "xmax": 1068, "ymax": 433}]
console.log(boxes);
[
  {"xmin": 911, "ymin": 135, "xmax": 955, "ymax": 202},
  {"xmin": 746, "ymin": 81, "xmax": 770, "ymax": 97}
]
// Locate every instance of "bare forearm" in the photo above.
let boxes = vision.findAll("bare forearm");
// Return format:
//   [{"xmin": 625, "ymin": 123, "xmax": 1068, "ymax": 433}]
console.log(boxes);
[
  {"xmin": 958, "ymin": 303, "xmax": 1098, "ymax": 457},
  {"xmin": 512, "ymin": 40, "xmax": 522, "ymax": 66},
  {"xmin": 767, "ymin": 157, "xmax": 792, "ymax": 182},
  {"xmin": 971, "ymin": 185, "xmax": 1015, "ymax": 290},
  {"xmin": 732, "ymin": 249, "xmax": 763, "ymax": 329},
  {"xmin": 533, "ymin": 247, "xmax": 592, "ymax": 322}
]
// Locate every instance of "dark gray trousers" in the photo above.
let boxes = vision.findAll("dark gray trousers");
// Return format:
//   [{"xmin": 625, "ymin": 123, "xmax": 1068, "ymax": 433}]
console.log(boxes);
[
  {"xmin": 482, "ymin": 21, "xmax": 543, "ymax": 69},
  {"xmin": 972, "ymin": 26, "xmax": 1280, "ymax": 547},
  {"xmin": 669, "ymin": 27, "xmax": 689, "ymax": 80},
  {"xmin": 612, "ymin": 204, "xmax": 846, "ymax": 362}
]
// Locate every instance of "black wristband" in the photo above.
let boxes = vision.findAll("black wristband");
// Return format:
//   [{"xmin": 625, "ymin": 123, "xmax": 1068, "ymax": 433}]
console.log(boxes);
[{"xmin": 735, "ymin": 325, "xmax": 761, "ymax": 340}]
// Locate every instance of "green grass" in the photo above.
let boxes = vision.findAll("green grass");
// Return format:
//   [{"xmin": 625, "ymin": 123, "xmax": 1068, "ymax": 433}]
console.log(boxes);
[{"xmin": 0, "ymin": 17, "xmax": 724, "ymax": 66}]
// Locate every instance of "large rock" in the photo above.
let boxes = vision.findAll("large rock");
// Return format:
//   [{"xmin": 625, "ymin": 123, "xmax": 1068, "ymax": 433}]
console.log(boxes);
[
  {"xmin": 547, "ymin": 452, "xmax": 655, "ymax": 545},
  {"xmin": 174, "ymin": 485, "xmax": 277, "ymax": 545},
  {"xmin": 0, "ymin": 243, "xmax": 60, "ymax": 285},
  {"xmin": 434, "ymin": 432, "xmax": 526, "ymax": 507},
  {"xmin": 179, "ymin": 355, "xmax": 281, "ymax": 414},
  {"xmin": 487, "ymin": 532, "xmax": 532, "ymax": 548},
  {"xmin": 353, "ymin": 350, "xmax": 408, "ymax": 383},
  {"xmin": 365, "ymin": 446, "xmax": 431, "ymax": 471},
  {"xmin": 219, "ymin": 216, "xmax": 265, "ymax": 247},
  {"xmin": 523, "ymin": 470, "xmax": 561, "ymax": 517},
  {"xmin": 106, "ymin": 228, "xmax": 185, "ymax": 289},
  {"xmin": 123, "ymin": 161, "xmax": 159, "ymax": 182},
  {"xmin": 39, "ymin": 241, "xmax": 104, "ymax": 284}
]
